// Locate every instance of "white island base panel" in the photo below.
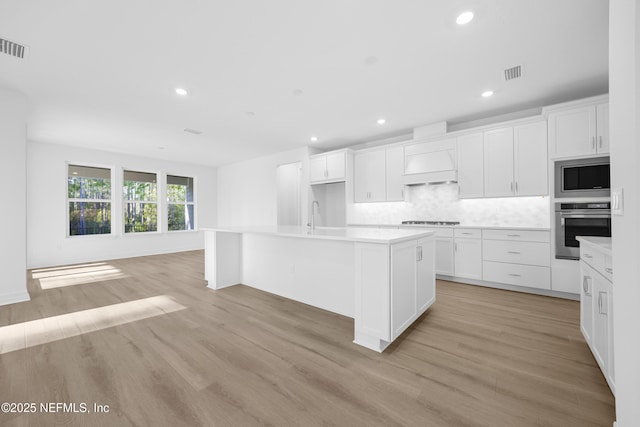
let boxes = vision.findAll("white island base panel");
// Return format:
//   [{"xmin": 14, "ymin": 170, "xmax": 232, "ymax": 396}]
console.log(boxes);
[{"xmin": 203, "ymin": 228, "xmax": 435, "ymax": 352}]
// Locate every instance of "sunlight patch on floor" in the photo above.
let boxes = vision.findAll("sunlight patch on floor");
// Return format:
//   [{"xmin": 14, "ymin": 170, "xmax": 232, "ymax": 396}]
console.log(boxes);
[
  {"xmin": 32, "ymin": 263, "xmax": 128, "ymax": 289},
  {"xmin": 0, "ymin": 295, "xmax": 186, "ymax": 355}
]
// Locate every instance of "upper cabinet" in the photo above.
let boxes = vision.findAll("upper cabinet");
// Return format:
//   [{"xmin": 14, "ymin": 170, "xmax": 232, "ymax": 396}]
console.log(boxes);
[
  {"xmin": 547, "ymin": 100, "xmax": 609, "ymax": 158},
  {"xmin": 484, "ymin": 127, "xmax": 515, "ymax": 197},
  {"xmin": 310, "ymin": 149, "xmax": 347, "ymax": 184},
  {"xmin": 354, "ymin": 146, "xmax": 405, "ymax": 203},
  {"xmin": 457, "ymin": 133, "xmax": 484, "ymax": 198}
]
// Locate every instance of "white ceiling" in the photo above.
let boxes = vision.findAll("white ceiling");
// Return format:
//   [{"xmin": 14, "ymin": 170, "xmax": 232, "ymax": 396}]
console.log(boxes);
[{"xmin": 0, "ymin": 0, "xmax": 609, "ymax": 167}]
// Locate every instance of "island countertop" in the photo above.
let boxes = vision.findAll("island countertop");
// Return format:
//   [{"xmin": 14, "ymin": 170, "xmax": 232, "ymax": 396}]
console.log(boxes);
[{"xmin": 201, "ymin": 226, "xmax": 435, "ymax": 244}]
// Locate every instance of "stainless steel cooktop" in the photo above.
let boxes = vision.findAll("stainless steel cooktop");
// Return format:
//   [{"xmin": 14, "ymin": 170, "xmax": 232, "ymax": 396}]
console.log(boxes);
[{"xmin": 401, "ymin": 220, "xmax": 460, "ymax": 226}]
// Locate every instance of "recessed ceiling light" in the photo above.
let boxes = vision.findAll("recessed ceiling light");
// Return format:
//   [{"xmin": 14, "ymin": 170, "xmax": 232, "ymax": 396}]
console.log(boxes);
[
  {"xmin": 310, "ymin": 136, "xmax": 318, "ymax": 142},
  {"xmin": 175, "ymin": 88, "xmax": 188, "ymax": 96},
  {"xmin": 481, "ymin": 90, "xmax": 494, "ymax": 98},
  {"xmin": 245, "ymin": 111, "xmax": 255, "ymax": 117},
  {"xmin": 377, "ymin": 118, "xmax": 386, "ymax": 125},
  {"xmin": 158, "ymin": 147, "xmax": 165, "ymax": 150},
  {"xmin": 292, "ymin": 89, "xmax": 304, "ymax": 96},
  {"xmin": 456, "ymin": 11, "xmax": 474, "ymax": 25}
]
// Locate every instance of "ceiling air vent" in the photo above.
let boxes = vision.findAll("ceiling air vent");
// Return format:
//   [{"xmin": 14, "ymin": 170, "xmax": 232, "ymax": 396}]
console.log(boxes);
[
  {"xmin": 183, "ymin": 128, "xmax": 203, "ymax": 135},
  {"xmin": 504, "ymin": 65, "xmax": 522, "ymax": 81},
  {"xmin": 0, "ymin": 37, "xmax": 28, "ymax": 59}
]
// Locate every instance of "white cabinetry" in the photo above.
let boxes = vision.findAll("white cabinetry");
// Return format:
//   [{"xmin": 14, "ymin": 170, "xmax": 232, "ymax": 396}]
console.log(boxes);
[
  {"xmin": 457, "ymin": 133, "xmax": 484, "ymax": 198},
  {"xmin": 310, "ymin": 150, "xmax": 347, "ymax": 184},
  {"xmin": 578, "ymin": 237, "xmax": 614, "ymax": 395},
  {"xmin": 354, "ymin": 150, "xmax": 386, "ymax": 202},
  {"xmin": 385, "ymin": 146, "xmax": 405, "ymax": 201},
  {"xmin": 548, "ymin": 101, "xmax": 609, "ymax": 158},
  {"xmin": 403, "ymin": 137, "xmax": 457, "ymax": 184},
  {"xmin": 354, "ymin": 146, "xmax": 405, "ymax": 203},
  {"xmin": 482, "ymin": 229, "xmax": 551, "ymax": 290},
  {"xmin": 434, "ymin": 228, "xmax": 454, "ymax": 276},
  {"xmin": 356, "ymin": 236, "xmax": 436, "ymax": 351},
  {"xmin": 454, "ymin": 228, "xmax": 482, "ymax": 280},
  {"xmin": 483, "ymin": 121, "xmax": 548, "ymax": 197}
]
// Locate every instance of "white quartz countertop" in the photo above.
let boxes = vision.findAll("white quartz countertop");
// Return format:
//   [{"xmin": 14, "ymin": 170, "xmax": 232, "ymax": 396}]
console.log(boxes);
[
  {"xmin": 348, "ymin": 223, "xmax": 551, "ymax": 232},
  {"xmin": 201, "ymin": 226, "xmax": 435, "ymax": 244},
  {"xmin": 577, "ymin": 236, "xmax": 612, "ymax": 255}
]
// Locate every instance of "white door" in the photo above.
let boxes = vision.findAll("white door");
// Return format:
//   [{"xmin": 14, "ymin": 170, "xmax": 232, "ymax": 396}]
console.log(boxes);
[
  {"xmin": 416, "ymin": 237, "xmax": 435, "ymax": 312},
  {"xmin": 592, "ymin": 271, "xmax": 610, "ymax": 374},
  {"xmin": 310, "ymin": 156, "xmax": 327, "ymax": 183},
  {"xmin": 454, "ymin": 238, "xmax": 482, "ymax": 279},
  {"xmin": 385, "ymin": 146, "xmax": 405, "ymax": 201},
  {"xmin": 549, "ymin": 105, "xmax": 597, "ymax": 157},
  {"xmin": 580, "ymin": 261, "xmax": 594, "ymax": 343},
  {"xmin": 457, "ymin": 132, "xmax": 484, "ymax": 198},
  {"xmin": 484, "ymin": 127, "xmax": 515, "ymax": 197},
  {"xmin": 435, "ymin": 238, "xmax": 454, "ymax": 276},
  {"xmin": 276, "ymin": 162, "xmax": 302, "ymax": 226},
  {"xmin": 596, "ymin": 103, "xmax": 609, "ymax": 154},
  {"xmin": 326, "ymin": 152, "xmax": 346, "ymax": 181},
  {"xmin": 514, "ymin": 121, "xmax": 548, "ymax": 196}
]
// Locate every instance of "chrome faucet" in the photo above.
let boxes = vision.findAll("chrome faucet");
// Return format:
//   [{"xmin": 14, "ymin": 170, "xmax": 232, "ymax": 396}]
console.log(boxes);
[{"xmin": 309, "ymin": 200, "xmax": 320, "ymax": 230}]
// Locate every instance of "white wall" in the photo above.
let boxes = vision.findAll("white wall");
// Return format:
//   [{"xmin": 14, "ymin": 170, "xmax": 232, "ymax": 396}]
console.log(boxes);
[
  {"xmin": 26, "ymin": 142, "xmax": 217, "ymax": 268},
  {"xmin": 0, "ymin": 87, "xmax": 29, "ymax": 305},
  {"xmin": 610, "ymin": 1, "xmax": 640, "ymax": 425},
  {"xmin": 217, "ymin": 147, "xmax": 312, "ymax": 226},
  {"xmin": 349, "ymin": 184, "xmax": 550, "ymax": 228}
]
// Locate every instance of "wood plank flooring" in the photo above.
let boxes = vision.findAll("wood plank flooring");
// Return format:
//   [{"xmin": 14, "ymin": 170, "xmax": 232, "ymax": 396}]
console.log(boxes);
[{"xmin": 0, "ymin": 251, "xmax": 615, "ymax": 426}]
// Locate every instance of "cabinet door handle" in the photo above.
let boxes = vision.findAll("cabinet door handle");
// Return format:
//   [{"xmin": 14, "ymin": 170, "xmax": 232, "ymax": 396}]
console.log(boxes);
[
  {"xmin": 592, "ymin": 136, "xmax": 596, "ymax": 150},
  {"xmin": 598, "ymin": 292, "xmax": 607, "ymax": 315},
  {"xmin": 508, "ymin": 273, "xmax": 521, "ymax": 277},
  {"xmin": 599, "ymin": 136, "xmax": 603, "ymax": 148},
  {"xmin": 507, "ymin": 234, "xmax": 521, "ymax": 237},
  {"xmin": 461, "ymin": 232, "xmax": 473, "ymax": 235},
  {"xmin": 583, "ymin": 276, "xmax": 591, "ymax": 296},
  {"xmin": 584, "ymin": 254, "xmax": 593, "ymax": 259},
  {"xmin": 510, "ymin": 182, "xmax": 514, "ymax": 192},
  {"xmin": 507, "ymin": 251, "xmax": 521, "ymax": 254},
  {"xmin": 454, "ymin": 243, "xmax": 457, "ymax": 252},
  {"xmin": 605, "ymin": 267, "xmax": 613, "ymax": 274},
  {"xmin": 416, "ymin": 246, "xmax": 422, "ymax": 262},
  {"xmin": 515, "ymin": 182, "xmax": 518, "ymax": 193}
]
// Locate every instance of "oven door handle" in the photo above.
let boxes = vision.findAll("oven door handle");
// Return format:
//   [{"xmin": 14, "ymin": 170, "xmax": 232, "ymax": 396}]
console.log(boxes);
[{"xmin": 559, "ymin": 214, "xmax": 611, "ymax": 219}]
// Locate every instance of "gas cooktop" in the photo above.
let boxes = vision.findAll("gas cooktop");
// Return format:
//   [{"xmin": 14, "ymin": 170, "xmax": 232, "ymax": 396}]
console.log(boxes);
[{"xmin": 401, "ymin": 220, "xmax": 460, "ymax": 226}]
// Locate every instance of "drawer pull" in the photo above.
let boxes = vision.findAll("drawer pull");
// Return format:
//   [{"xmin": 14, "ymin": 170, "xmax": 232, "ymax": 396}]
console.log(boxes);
[
  {"xmin": 507, "ymin": 251, "xmax": 521, "ymax": 254},
  {"xmin": 507, "ymin": 234, "xmax": 521, "ymax": 237},
  {"xmin": 461, "ymin": 232, "xmax": 473, "ymax": 235},
  {"xmin": 583, "ymin": 254, "xmax": 593, "ymax": 259},
  {"xmin": 583, "ymin": 276, "xmax": 592, "ymax": 296},
  {"xmin": 605, "ymin": 267, "xmax": 613, "ymax": 274},
  {"xmin": 508, "ymin": 273, "xmax": 521, "ymax": 277}
]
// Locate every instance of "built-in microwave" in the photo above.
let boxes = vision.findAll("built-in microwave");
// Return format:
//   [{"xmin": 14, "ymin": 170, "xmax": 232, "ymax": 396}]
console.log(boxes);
[{"xmin": 555, "ymin": 157, "xmax": 610, "ymax": 198}]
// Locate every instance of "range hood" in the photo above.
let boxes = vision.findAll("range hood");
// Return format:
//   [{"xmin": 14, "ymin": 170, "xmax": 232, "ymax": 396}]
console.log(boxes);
[{"xmin": 402, "ymin": 137, "xmax": 458, "ymax": 185}]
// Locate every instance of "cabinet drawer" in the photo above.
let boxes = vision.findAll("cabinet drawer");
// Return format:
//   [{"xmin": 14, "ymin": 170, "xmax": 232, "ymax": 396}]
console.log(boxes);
[
  {"xmin": 483, "ymin": 261, "xmax": 551, "ymax": 290},
  {"xmin": 454, "ymin": 228, "xmax": 482, "ymax": 239},
  {"xmin": 483, "ymin": 229, "xmax": 550, "ymax": 242},
  {"xmin": 434, "ymin": 227, "xmax": 453, "ymax": 238},
  {"xmin": 581, "ymin": 247, "xmax": 605, "ymax": 273},
  {"xmin": 482, "ymin": 240, "xmax": 550, "ymax": 267}
]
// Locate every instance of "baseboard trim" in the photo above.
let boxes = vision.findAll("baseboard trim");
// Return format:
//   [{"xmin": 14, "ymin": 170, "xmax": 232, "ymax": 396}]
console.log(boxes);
[
  {"xmin": 0, "ymin": 290, "xmax": 31, "ymax": 307},
  {"xmin": 436, "ymin": 274, "xmax": 580, "ymax": 301}
]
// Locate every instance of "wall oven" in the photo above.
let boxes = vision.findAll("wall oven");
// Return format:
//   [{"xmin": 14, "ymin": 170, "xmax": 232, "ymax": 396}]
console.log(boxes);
[
  {"xmin": 555, "ymin": 156, "xmax": 610, "ymax": 198},
  {"xmin": 555, "ymin": 202, "xmax": 611, "ymax": 260}
]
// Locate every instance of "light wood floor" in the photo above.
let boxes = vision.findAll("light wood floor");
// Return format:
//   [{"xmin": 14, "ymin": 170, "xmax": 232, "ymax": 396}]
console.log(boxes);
[{"xmin": 0, "ymin": 251, "xmax": 614, "ymax": 426}]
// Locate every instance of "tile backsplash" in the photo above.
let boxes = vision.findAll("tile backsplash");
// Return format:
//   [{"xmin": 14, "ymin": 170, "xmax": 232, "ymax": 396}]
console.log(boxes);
[{"xmin": 349, "ymin": 183, "xmax": 550, "ymax": 227}]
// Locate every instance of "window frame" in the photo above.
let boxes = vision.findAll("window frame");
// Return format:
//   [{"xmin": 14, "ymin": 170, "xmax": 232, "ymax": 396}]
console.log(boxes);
[
  {"xmin": 166, "ymin": 173, "xmax": 197, "ymax": 232},
  {"xmin": 122, "ymin": 168, "xmax": 160, "ymax": 235},
  {"xmin": 66, "ymin": 162, "xmax": 115, "ymax": 238}
]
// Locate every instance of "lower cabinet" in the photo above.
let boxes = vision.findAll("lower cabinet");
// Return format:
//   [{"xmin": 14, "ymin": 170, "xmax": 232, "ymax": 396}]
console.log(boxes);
[
  {"xmin": 454, "ymin": 229, "xmax": 482, "ymax": 280},
  {"xmin": 434, "ymin": 228, "xmax": 454, "ymax": 276},
  {"xmin": 579, "ymin": 239, "xmax": 614, "ymax": 395},
  {"xmin": 354, "ymin": 236, "xmax": 436, "ymax": 352}
]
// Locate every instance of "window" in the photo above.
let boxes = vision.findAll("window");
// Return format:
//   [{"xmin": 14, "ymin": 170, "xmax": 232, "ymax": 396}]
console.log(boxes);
[
  {"xmin": 68, "ymin": 165, "xmax": 112, "ymax": 236},
  {"xmin": 167, "ymin": 175, "xmax": 195, "ymax": 231},
  {"xmin": 123, "ymin": 170, "xmax": 158, "ymax": 233}
]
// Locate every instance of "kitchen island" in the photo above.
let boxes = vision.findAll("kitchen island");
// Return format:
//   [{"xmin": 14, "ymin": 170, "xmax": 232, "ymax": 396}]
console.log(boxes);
[{"xmin": 202, "ymin": 226, "xmax": 436, "ymax": 352}]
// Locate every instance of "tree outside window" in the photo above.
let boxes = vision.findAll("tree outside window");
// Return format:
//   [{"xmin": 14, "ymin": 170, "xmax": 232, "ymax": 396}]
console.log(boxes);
[
  {"xmin": 123, "ymin": 170, "xmax": 158, "ymax": 233},
  {"xmin": 68, "ymin": 165, "xmax": 112, "ymax": 236},
  {"xmin": 167, "ymin": 175, "xmax": 195, "ymax": 231}
]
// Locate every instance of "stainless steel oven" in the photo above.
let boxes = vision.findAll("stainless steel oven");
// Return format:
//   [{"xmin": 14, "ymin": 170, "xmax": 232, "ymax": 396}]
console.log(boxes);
[{"xmin": 555, "ymin": 202, "xmax": 611, "ymax": 260}]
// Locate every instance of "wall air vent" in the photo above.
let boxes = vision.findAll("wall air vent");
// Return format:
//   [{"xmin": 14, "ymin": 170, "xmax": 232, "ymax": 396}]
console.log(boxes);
[
  {"xmin": 183, "ymin": 128, "xmax": 203, "ymax": 135},
  {"xmin": 0, "ymin": 37, "xmax": 28, "ymax": 59},
  {"xmin": 504, "ymin": 65, "xmax": 522, "ymax": 81}
]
